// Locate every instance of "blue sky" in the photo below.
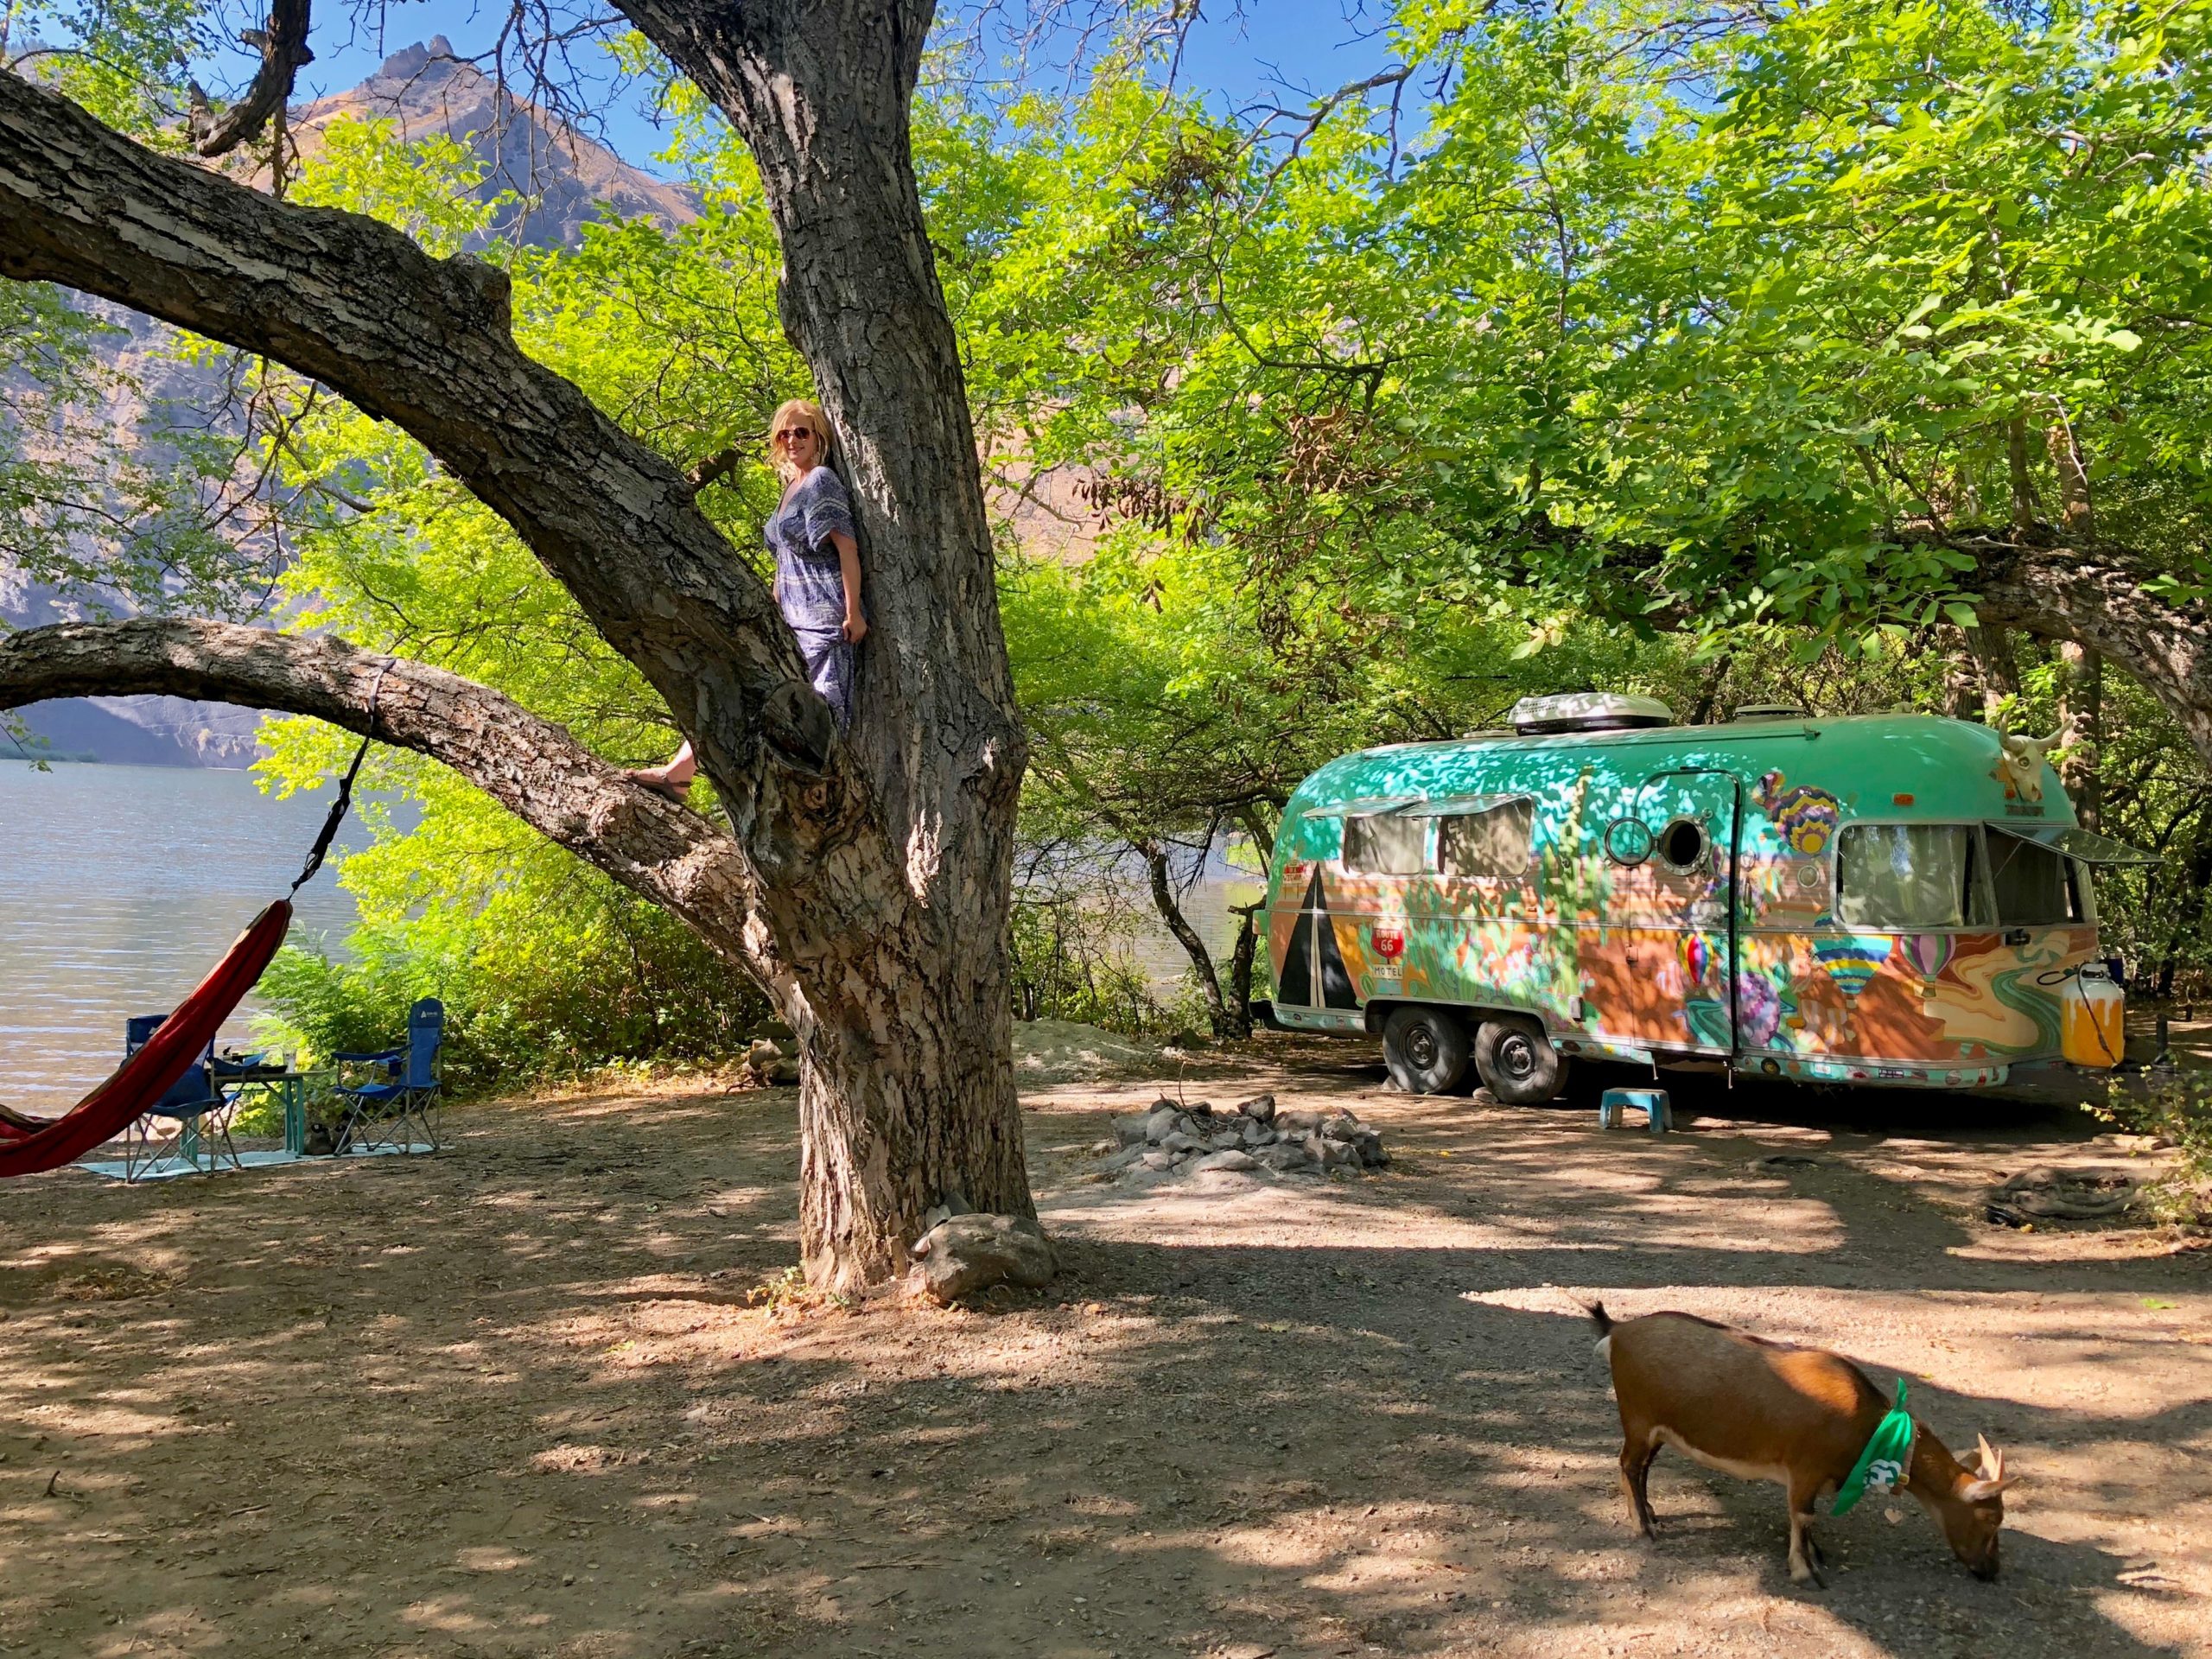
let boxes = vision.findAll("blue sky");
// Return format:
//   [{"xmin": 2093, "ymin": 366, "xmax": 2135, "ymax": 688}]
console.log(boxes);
[{"xmin": 270, "ymin": 0, "xmax": 1399, "ymax": 172}]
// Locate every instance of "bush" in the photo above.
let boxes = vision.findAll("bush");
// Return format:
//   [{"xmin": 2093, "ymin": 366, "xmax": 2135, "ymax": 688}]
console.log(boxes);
[{"xmin": 254, "ymin": 900, "xmax": 772, "ymax": 1099}]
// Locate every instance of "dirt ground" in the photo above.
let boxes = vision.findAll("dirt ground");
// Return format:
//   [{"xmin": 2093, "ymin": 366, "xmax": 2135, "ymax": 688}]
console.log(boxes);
[{"xmin": 3, "ymin": 1039, "xmax": 2208, "ymax": 1659}]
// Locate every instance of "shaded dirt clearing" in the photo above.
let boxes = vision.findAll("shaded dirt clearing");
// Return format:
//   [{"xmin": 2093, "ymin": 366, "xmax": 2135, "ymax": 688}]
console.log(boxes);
[{"xmin": 2, "ymin": 1044, "xmax": 2207, "ymax": 1657}]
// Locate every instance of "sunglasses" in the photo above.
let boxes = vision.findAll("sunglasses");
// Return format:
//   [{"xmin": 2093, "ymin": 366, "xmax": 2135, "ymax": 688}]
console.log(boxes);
[{"xmin": 775, "ymin": 428, "xmax": 818, "ymax": 444}]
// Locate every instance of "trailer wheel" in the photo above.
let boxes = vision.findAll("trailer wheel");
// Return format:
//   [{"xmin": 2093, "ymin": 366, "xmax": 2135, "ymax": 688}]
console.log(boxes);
[
  {"xmin": 1382, "ymin": 1005, "xmax": 1471, "ymax": 1096},
  {"xmin": 1474, "ymin": 1014, "xmax": 1571, "ymax": 1104}
]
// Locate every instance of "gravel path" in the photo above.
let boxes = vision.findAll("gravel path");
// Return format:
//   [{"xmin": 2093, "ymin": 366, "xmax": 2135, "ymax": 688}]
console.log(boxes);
[{"xmin": 1, "ymin": 1041, "xmax": 2205, "ymax": 1657}]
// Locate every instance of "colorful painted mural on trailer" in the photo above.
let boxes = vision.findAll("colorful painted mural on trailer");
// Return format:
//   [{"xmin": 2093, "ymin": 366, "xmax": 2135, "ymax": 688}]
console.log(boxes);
[{"xmin": 1264, "ymin": 712, "xmax": 2144, "ymax": 1089}]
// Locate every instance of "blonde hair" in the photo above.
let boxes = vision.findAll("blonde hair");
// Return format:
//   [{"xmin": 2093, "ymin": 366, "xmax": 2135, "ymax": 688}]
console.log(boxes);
[{"xmin": 768, "ymin": 398, "xmax": 835, "ymax": 480}]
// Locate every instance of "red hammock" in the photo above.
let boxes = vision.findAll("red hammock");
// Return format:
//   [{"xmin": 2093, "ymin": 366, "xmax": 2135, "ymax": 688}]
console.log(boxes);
[{"xmin": 0, "ymin": 901, "xmax": 294, "ymax": 1176}]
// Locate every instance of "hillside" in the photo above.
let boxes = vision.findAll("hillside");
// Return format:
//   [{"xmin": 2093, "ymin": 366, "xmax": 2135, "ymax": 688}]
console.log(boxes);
[{"xmin": 5, "ymin": 41, "xmax": 694, "ymax": 766}]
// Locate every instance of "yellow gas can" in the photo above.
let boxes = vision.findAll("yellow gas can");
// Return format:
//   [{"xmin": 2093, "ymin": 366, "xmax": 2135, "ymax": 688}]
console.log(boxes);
[{"xmin": 2061, "ymin": 965, "xmax": 2126, "ymax": 1068}]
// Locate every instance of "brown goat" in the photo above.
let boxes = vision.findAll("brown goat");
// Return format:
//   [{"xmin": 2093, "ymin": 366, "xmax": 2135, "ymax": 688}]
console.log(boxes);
[{"xmin": 1590, "ymin": 1303, "xmax": 2018, "ymax": 1586}]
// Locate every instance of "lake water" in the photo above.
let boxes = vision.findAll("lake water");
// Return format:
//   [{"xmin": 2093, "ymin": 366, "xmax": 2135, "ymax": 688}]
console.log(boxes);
[
  {"xmin": 0, "ymin": 762, "xmax": 1262, "ymax": 1115},
  {"xmin": 0, "ymin": 763, "xmax": 365, "ymax": 1113}
]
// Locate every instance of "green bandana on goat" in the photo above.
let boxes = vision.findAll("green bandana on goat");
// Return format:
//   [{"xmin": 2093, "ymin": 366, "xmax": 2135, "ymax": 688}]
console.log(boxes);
[{"xmin": 1832, "ymin": 1378, "xmax": 1916, "ymax": 1516}]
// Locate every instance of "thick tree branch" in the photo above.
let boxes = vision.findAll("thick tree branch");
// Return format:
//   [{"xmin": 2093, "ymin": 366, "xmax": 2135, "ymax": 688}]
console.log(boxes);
[
  {"xmin": 0, "ymin": 619, "xmax": 788, "ymax": 993},
  {"xmin": 188, "ymin": 0, "xmax": 315, "ymax": 158},
  {"xmin": 1962, "ymin": 533, "xmax": 2212, "ymax": 770}
]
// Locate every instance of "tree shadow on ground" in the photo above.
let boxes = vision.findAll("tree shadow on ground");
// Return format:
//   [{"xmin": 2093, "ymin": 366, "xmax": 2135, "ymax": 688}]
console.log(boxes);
[{"xmin": 0, "ymin": 1073, "xmax": 2203, "ymax": 1658}]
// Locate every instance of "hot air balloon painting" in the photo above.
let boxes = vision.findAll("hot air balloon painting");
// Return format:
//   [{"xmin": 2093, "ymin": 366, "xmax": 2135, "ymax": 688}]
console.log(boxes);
[
  {"xmin": 1901, "ymin": 932, "xmax": 1955, "ymax": 982},
  {"xmin": 1679, "ymin": 932, "xmax": 1712, "ymax": 991},
  {"xmin": 1755, "ymin": 770, "xmax": 1844, "ymax": 856},
  {"xmin": 1813, "ymin": 935, "xmax": 1893, "ymax": 998},
  {"xmin": 1736, "ymin": 970, "xmax": 1784, "ymax": 1046}
]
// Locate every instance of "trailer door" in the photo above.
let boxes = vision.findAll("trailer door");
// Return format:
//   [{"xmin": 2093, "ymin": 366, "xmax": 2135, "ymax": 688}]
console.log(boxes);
[{"xmin": 1611, "ymin": 771, "xmax": 1743, "ymax": 1055}]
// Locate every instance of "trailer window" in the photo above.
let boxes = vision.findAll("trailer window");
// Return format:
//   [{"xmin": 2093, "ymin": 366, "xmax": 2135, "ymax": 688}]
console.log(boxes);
[
  {"xmin": 1835, "ymin": 824, "xmax": 1991, "ymax": 929},
  {"xmin": 1986, "ymin": 830, "xmax": 2088, "ymax": 925},
  {"xmin": 1439, "ymin": 798, "xmax": 1534, "ymax": 878},
  {"xmin": 1342, "ymin": 813, "xmax": 1429, "ymax": 875}
]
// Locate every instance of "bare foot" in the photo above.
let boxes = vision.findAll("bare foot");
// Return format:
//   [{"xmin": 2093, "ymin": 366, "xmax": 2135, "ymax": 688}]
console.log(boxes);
[{"xmin": 625, "ymin": 769, "xmax": 692, "ymax": 803}]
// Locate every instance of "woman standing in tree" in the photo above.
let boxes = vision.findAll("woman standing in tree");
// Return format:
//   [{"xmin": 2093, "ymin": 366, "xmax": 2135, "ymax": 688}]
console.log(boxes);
[{"xmin": 632, "ymin": 399, "xmax": 867, "ymax": 799}]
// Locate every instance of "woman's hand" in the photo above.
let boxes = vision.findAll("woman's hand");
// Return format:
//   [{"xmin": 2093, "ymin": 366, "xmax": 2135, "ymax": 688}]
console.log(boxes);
[{"xmin": 833, "ymin": 529, "xmax": 866, "ymax": 644}]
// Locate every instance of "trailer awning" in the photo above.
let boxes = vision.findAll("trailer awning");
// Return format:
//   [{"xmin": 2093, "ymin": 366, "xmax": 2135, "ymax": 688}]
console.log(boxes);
[
  {"xmin": 1393, "ymin": 792, "xmax": 1533, "ymax": 817},
  {"xmin": 1300, "ymin": 795, "xmax": 1421, "ymax": 818},
  {"xmin": 1991, "ymin": 823, "xmax": 2162, "ymax": 866}
]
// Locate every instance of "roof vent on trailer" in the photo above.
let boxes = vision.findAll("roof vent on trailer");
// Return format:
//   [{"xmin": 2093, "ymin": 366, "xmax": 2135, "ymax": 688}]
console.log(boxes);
[
  {"xmin": 1507, "ymin": 692, "xmax": 1675, "ymax": 735},
  {"xmin": 1730, "ymin": 702, "xmax": 1810, "ymax": 721}
]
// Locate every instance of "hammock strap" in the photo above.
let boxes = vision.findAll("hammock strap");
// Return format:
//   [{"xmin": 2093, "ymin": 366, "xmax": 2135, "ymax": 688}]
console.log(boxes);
[{"xmin": 290, "ymin": 660, "xmax": 389, "ymax": 897}]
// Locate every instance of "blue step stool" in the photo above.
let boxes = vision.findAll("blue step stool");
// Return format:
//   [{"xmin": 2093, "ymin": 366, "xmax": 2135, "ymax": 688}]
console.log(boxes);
[{"xmin": 1599, "ymin": 1088, "xmax": 1673, "ymax": 1134}]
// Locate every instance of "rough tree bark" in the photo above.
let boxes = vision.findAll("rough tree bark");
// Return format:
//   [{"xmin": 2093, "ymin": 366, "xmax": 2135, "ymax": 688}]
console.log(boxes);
[
  {"xmin": 1966, "ymin": 534, "xmax": 2212, "ymax": 772},
  {"xmin": 2057, "ymin": 641, "xmax": 2103, "ymax": 832},
  {"xmin": 0, "ymin": 0, "xmax": 1030, "ymax": 1291},
  {"xmin": 1962, "ymin": 622, "xmax": 2023, "ymax": 722}
]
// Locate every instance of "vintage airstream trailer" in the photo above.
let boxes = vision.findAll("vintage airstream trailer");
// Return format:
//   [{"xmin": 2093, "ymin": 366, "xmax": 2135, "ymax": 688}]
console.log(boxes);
[{"xmin": 1263, "ymin": 695, "xmax": 2150, "ymax": 1101}]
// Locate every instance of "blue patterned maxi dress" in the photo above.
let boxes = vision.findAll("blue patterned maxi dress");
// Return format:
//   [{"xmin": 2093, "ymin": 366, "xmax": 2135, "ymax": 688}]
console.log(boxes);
[{"xmin": 767, "ymin": 466, "xmax": 859, "ymax": 731}]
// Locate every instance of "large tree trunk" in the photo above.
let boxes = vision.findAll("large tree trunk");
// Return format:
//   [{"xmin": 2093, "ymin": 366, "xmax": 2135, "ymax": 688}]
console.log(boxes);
[
  {"xmin": 0, "ymin": 1, "xmax": 1030, "ymax": 1292},
  {"xmin": 613, "ymin": 0, "xmax": 1030, "ymax": 1287}
]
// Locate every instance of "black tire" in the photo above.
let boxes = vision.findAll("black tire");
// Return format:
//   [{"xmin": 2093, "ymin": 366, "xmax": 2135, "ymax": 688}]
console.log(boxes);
[
  {"xmin": 1382, "ymin": 1005, "xmax": 1471, "ymax": 1095},
  {"xmin": 1473, "ymin": 1014, "xmax": 1571, "ymax": 1104}
]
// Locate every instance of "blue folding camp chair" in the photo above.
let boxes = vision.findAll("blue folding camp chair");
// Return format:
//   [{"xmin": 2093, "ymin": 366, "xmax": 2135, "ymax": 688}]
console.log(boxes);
[
  {"xmin": 120, "ymin": 1014, "xmax": 243, "ymax": 1181},
  {"xmin": 334, "ymin": 998, "xmax": 444, "ymax": 1154}
]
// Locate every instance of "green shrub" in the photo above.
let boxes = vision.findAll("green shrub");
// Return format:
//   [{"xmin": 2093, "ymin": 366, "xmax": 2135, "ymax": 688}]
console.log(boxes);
[{"xmin": 254, "ymin": 899, "xmax": 771, "ymax": 1099}]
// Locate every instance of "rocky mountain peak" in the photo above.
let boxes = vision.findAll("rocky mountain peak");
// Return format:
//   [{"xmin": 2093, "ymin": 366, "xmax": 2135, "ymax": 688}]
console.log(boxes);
[{"xmin": 292, "ymin": 40, "xmax": 696, "ymax": 249}]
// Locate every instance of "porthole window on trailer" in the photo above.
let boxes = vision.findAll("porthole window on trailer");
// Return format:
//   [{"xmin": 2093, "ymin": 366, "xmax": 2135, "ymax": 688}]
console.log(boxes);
[{"xmin": 1657, "ymin": 817, "xmax": 1707, "ymax": 873}]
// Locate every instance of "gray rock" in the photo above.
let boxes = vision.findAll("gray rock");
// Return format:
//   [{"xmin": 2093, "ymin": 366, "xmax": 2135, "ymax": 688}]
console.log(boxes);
[
  {"xmin": 1192, "ymin": 1148, "xmax": 1259, "ymax": 1173},
  {"xmin": 1320, "ymin": 1139, "xmax": 1363, "ymax": 1170},
  {"xmin": 1139, "ymin": 1150, "xmax": 1173, "ymax": 1172},
  {"xmin": 1102, "ymin": 1145, "xmax": 1148, "ymax": 1173},
  {"xmin": 1335, "ymin": 1108, "xmax": 1361, "ymax": 1125},
  {"xmin": 1471, "ymin": 1086, "xmax": 1500, "ymax": 1106},
  {"xmin": 1277, "ymin": 1109, "xmax": 1325, "ymax": 1134},
  {"xmin": 1207, "ymin": 1130, "xmax": 1246, "ymax": 1152},
  {"xmin": 1240, "ymin": 1120, "xmax": 1274, "ymax": 1148},
  {"xmin": 1150, "ymin": 1096, "xmax": 1179, "ymax": 1114},
  {"xmin": 1113, "ymin": 1114, "xmax": 1153, "ymax": 1147},
  {"xmin": 1257, "ymin": 1141, "xmax": 1317, "ymax": 1173},
  {"xmin": 1356, "ymin": 1131, "xmax": 1389, "ymax": 1167},
  {"xmin": 907, "ymin": 1212, "xmax": 1056, "ymax": 1304},
  {"xmin": 1144, "ymin": 1107, "xmax": 1179, "ymax": 1143},
  {"xmin": 1320, "ymin": 1116, "xmax": 1357, "ymax": 1142},
  {"xmin": 1186, "ymin": 1100, "xmax": 1214, "ymax": 1118},
  {"xmin": 920, "ymin": 1190, "xmax": 974, "ymax": 1232},
  {"xmin": 1160, "ymin": 1130, "xmax": 1200, "ymax": 1155},
  {"xmin": 1235, "ymin": 1092, "xmax": 1277, "ymax": 1124}
]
